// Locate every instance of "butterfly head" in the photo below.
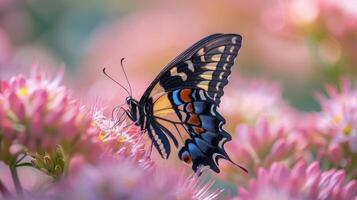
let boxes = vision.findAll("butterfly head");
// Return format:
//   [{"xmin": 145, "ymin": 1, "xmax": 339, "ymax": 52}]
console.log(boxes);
[{"xmin": 125, "ymin": 96, "xmax": 140, "ymax": 124}]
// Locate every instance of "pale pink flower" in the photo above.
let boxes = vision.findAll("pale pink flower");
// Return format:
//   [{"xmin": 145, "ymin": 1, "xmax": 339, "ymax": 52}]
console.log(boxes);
[
  {"xmin": 220, "ymin": 77, "xmax": 296, "ymax": 128},
  {"xmin": 300, "ymin": 79, "xmax": 357, "ymax": 178},
  {"xmin": 64, "ymin": 110, "xmax": 153, "ymax": 176},
  {"xmin": 87, "ymin": 111, "xmax": 152, "ymax": 169},
  {"xmin": 0, "ymin": 72, "xmax": 95, "ymax": 155},
  {"xmin": 0, "ymin": 72, "xmax": 106, "ymax": 180},
  {"xmin": 316, "ymin": 79, "xmax": 357, "ymax": 153},
  {"xmin": 220, "ymin": 118, "xmax": 306, "ymax": 184},
  {"xmin": 53, "ymin": 159, "xmax": 221, "ymax": 200},
  {"xmin": 297, "ymin": 112, "xmax": 356, "ymax": 178},
  {"xmin": 234, "ymin": 160, "xmax": 357, "ymax": 200}
]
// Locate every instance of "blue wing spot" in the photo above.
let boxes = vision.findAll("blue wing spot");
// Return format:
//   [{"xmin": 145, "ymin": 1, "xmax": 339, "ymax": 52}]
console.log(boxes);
[
  {"xmin": 201, "ymin": 132, "xmax": 217, "ymax": 144},
  {"xmin": 172, "ymin": 90, "xmax": 182, "ymax": 105},
  {"xmin": 193, "ymin": 102, "xmax": 206, "ymax": 113},
  {"xmin": 200, "ymin": 115, "xmax": 218, "ymax": 131},
  {"xmin": 195, "ymin": 137, "xmax": 213, "ymax": 152},
  {"xmin": 191, "ymin": 89, "xmax": 197, "ymax": 100},
  {"xmin": 188, "ymin": 143, "xmax": 204, "ymax": 160}
]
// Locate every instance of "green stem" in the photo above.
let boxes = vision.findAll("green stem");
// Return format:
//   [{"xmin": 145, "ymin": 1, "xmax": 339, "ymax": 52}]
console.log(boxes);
[
  {"xmin": 58, "ymin": 145, "xmax": 69, "ymax": 176},
  {"xmin": 0, "ymin": 179, "xmax": 10, "ymax": 197},
  {"xmin": 9, "ymin": 165, "xmax": 23, "ymax": 195}
]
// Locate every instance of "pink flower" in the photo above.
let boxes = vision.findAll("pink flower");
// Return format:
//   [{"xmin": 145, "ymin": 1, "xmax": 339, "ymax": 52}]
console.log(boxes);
[
  {"xmin": 220, "ymin": 118, "xmax": 306, "ymax": 184},
  {"xmin": 235, "ymin": 160, "xmax": 357, "ymax": 200},
  {"xmin": 88, "ymin": 111, "xmax": 152, "ymax": 168},
  {"xmin": 298, "ymin": 79, "xmax": 357, "ymax": 178},
  {"xmin": 0, "ymin": 72, "xmax": 91, "ymax": 153},
  {"xmin": 48, "ymin": 159, "xmax": 221, "ymax": 200},
  {"xmin": 65, "ymin": 110, "xmax": 153, "ymax": 177},
  {"xmin": 294, "ymin": 113, "xmax": 341, "ymax": 164},
  {"xmin": 317, "ymin": 79, "xmax": 357, "ymax": 153},
  {"xmin": 220, "ymin": 77, "xmax": 296, "ymax": 128},
  {"xmin": 0, "ymin": 72, "xmax": 104, "ymax": 178}
]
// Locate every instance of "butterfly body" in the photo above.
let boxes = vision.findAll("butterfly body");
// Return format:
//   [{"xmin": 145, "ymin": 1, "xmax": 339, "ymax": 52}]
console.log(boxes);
[
  {"xmin": 124, "ymin": 33, "xmax": 247, "ymax": 173},
  {"xmin": 125, "ymin": 97, "xmax": 145, "ymax": 128}
]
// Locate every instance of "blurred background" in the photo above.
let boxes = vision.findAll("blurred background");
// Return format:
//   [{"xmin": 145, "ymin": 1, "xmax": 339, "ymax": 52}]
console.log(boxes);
[
  {"xmin": 1, "ymin": 0, "xmax": 357, "ymax": 197},
  {"xmin": 0, "ymin": 0, "xmax": 356, "ymax": 110}
]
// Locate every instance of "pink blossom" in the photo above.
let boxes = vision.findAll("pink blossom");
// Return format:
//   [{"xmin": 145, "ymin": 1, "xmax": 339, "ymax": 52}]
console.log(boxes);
[
  {"xmin": 0, "ymin": 72, "xmax": 104, "ymax": 179},
  {"xmin": 87, "ymin": 111, "xmax": 152, "ymax": 169},
  {"xmin": 220, "ymin": 77, "xmax": 296, "ymax": 128},
  {"xmin": 25, "ymin": 158, "xmax": 221, "ymax": 200},
  {"xmin": 235, "ymin": 160, "xmax": 357, "ymax": 200},
  {"xmin": 299, "ymin": 79, "xmax": 357, "ymax": 178},
  {"xmin": 316, "ymin": 79, "xmax": 357, "ymax": 153},
  {"xmin": 0, "ymin": 73, "xmax": 91, "ymax": 153},
  {"xmin": 220, "ymin": 118, "xmax": 306, "ymax": 184}
]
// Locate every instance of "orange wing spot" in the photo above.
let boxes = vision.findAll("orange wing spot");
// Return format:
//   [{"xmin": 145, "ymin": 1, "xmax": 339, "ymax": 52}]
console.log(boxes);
[
  {"xmin": 181, "ymin": 151, "xmax": 192, "ymax": 165},
  {"xmin": 180, "ymin": 89, "xmax": 192, "ymax": 103},
  {"xmin": 193, "ymin": 127, "xmax": 204, "ymax": 135},
  {"xmin": 188, "ymin": 114, "xmax": 200, "ymax": 126},
  {"xmin": 186, "ymin": 103, "xmax": 194, "ymax": 113}
]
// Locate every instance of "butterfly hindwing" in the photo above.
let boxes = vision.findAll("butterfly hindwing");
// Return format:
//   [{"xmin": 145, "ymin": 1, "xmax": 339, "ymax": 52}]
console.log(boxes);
[
  {"xmin": 148, "ymin": 88, "xmax": 246, "ymax": 172},
  {"xmin": 169, "ymin": 88, "xmax": 234, "ymax": 172}
]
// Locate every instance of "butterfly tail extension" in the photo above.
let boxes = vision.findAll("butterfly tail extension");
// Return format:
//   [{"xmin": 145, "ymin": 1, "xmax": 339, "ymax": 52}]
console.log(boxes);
[{"xmin": 215, "ymin": 135, "xmax": 248, "ymax": 173}]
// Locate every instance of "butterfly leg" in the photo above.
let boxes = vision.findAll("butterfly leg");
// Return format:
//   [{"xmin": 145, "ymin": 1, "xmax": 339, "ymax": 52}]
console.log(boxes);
[{"xmin": 147, "ymin": 140, "xmax": 154, "ymax": 157}]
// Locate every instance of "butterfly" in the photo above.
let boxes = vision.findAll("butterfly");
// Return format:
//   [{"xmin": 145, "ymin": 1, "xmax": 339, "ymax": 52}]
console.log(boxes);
[{"xmin": 105, "ymin": 33, "xmax": 247, "ymax": 174}]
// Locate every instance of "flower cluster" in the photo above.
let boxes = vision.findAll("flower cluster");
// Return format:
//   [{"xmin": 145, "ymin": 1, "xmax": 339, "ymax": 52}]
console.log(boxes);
[
  {"xmin": 0, "ymin": 73, "xmax": 92, "ymax": 150},
  {"xmin": 56, "ymin": 160, "xmax": 221, "ymax": 200},
  {"xmin": 0, "ymin": 73, "xmax": 101, "ymax": 171},
  {"xmin": 0, "ymin": 72, "xmax": 223, "ymax": 200},
  {"xmin": 317, "ymin": 79, "xmax": 357, "ymax": 153},
  {"xmin": 235, "ymin": 160, "xmax": 357, "ymax": 200},
  {"xmin": 220, "ymin": 118, "xmax": 306, "ymax": 184},
  {"xmin": 304, "ymin": 79, "xmax": 357, "ymax": 178},
  {"xmin": 1, "ymin": 66, "xmax": 357, "ymax": 199},
  {"xmin": 8, "ymin": 158, "xmax": 221, "ymax": 200},
  {"xmin": 0, "ymin": 72, "xmax": 148, "ymax": 179},
  {"xmin": 220, "ymin": 77, "xmax": 295, "ymax": 127},
  {"xmin": 91, "ymin": 112, "xmax": 152, "ymax": 168}
]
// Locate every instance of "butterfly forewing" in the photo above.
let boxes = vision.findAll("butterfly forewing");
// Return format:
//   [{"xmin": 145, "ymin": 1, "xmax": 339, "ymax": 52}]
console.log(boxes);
[{"xmin": 156, "ymin": 34, "xmax": 241, "ymax": 104}]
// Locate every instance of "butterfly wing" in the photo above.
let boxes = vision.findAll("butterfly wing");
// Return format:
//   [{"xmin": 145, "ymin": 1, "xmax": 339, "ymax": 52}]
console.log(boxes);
[
  {"xmin": 140, "ymin": 34, "xmax": 246, "ymax": 173},
  {"xmin": 141, "ymin": 33, "xmax": 242, "ymax": 105}
]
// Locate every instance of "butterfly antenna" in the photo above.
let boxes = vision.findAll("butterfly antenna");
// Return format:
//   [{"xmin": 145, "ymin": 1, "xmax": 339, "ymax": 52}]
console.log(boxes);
[
  {"xmin": 120, "ymin": 58, "xmax": 133, "ymax": 96},
  {"xmin": 102, "ymin": 67, "xmax": 131, "ymax": 97}
]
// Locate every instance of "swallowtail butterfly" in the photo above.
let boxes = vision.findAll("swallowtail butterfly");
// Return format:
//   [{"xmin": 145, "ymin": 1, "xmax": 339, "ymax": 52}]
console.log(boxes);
[{"xmin": 107, "ymin": 33, "xmax": 247, "ymax": 173}]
